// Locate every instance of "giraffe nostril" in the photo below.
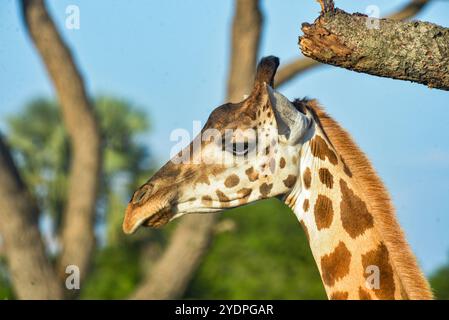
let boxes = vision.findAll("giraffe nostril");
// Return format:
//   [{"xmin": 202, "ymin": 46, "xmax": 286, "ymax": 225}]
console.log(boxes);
[{"xmin": 132, "ymin": 184, "xmax": 154, "ymax": 205}]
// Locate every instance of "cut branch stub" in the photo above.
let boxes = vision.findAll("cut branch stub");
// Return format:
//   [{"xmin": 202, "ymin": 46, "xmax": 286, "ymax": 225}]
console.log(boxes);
[{"xmin": 299, "ymin": 9, "xmax": 449, "ymax": 90}]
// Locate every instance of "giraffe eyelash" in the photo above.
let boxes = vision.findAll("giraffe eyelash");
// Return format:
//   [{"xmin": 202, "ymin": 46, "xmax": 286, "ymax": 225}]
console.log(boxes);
[{"xmin": 221, "ymin": 134, "xmax": 258, "ymax": 157}]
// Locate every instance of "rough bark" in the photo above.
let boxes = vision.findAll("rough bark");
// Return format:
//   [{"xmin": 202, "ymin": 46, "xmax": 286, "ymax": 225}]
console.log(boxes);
[
  {"xmin": 300, "ymin": 4, "xmax": 449, "ymax": 90},
  {"xmin": 275, "ymin": 0, "xmax": 432, "ymax": 88},
  {"xmin": 275, "ymin": 0, "xmax": 431, "ymax": 87},
  {"xmin": 131, "ymin": 0, "xmax": 263, "ymax": 300},
  {"xmin": 0, "ymin": 135, "xmax": 63, "ymax": 299},
  {"xmin": 22, "ymin": 0, "xmax": 101, "ymax": 284}
]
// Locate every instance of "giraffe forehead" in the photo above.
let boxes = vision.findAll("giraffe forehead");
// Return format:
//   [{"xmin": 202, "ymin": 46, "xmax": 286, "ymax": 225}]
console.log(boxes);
[{"xmin": 203, "ymin": 90, "xmax": 272, "ymax": 131}]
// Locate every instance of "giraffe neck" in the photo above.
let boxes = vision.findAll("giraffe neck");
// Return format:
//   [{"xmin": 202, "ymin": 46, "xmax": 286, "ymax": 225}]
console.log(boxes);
[
  {"xmin": 286, "ymin": 132, "xmax": 402, "ymax": 299},
  {"xmin": 284, "ymin": 103, "xmax": 432, "ymax": 300}
]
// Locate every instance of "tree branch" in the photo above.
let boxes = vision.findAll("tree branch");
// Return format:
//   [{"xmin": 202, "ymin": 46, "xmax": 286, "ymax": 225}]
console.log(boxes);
[
  {"xmin": 387, "ymin": 0, "xmax": 431, "ymax": 21},
  {"xmin": 0, "ymin": 135, "xmax": 63, "ymax": 299},
  {"xmin": 22, "ymin": 0, "xmax": 101, "ymax": 285},
  {"xmin": 276, "ymin": 0, "xmax": 433, "ymax": 88},
  {"xmin": 299, "ymin": 1, "xmax": 449, "ymax": 90},
  {"xmin": 130, "ymin": 0, "xmax": 263, "ymax": 300},
  {"xmin": 274, "ymin": 57, "xmax": 319, "ymax": 88}
]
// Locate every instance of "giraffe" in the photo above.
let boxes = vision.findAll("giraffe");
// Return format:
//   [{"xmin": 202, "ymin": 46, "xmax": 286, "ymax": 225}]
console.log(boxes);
[{"xmin": 122, "ymin": 56, "xmax": 433, "ymax": 300}]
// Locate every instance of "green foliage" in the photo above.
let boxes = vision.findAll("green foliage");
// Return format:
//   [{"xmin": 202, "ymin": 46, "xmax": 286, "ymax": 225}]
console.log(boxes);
[
  {"xmin": 430, "ymin": 255, "xmax": 449, "ymax": 300},
  {"xmin": 7, "ymin": 96, "xmax": 153, "ymax": 243},
  {"xmin": 80, "ymin": 244, "xmax": 142, "ymax": 299},
  {"xmin": 7, "ymin": 99, "xmax": 69, "ymax": 228},
  {"xmin": 4, "ymin": 96, "xmax": 156, "ymax": 298},
  {"xmin": 186, "ymin": 199, "xmax": 327, "ymax": 299},
  {"xmin": 0, "ymin": 259, "xmax": 14, "ymax": 300}
]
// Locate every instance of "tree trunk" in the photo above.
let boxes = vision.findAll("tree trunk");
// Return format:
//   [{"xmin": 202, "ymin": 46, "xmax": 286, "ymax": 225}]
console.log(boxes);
[
  {"xmin": 227, "ymin": 0, "xmax": 263, "ymax": 102},
  {"xmin": 22, "ymin": 0, "xmax": 101, "ymax": 286},
  {"xmin": 131, "ymin": 214, "xmax": 217, "ymax": 299},
  {"xmin": 0, "ymin": 135, "xmax": 63, "ymax": 299},
  {"xmin": 130, "ymin": 0, "xmax": 264, "ymax": 300},
  {"xmin": 299, "ymin": 6, "xmax": 449, "ymax": 90}
]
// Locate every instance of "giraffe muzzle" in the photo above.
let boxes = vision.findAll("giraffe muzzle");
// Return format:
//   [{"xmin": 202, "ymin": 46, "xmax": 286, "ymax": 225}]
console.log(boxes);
[{"xmin": 122, "ymin": 184, "xmax": 177, "ymax": 234}]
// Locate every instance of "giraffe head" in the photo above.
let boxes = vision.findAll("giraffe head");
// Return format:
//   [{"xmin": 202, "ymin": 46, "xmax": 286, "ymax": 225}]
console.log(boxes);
[{"xmin": 123, "ymin": 56, "xmax": 314, "ymax": 234}]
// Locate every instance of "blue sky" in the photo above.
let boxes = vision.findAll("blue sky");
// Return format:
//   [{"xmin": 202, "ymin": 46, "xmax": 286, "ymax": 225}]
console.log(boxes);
[{"xmin": 0, "ymin": 0, "xmax": 448, "ymax": 274}]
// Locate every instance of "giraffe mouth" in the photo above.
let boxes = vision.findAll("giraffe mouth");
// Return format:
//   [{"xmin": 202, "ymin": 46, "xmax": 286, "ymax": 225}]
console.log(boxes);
[{"xmin": 123, "ymin": 203, "xmax": 175, "ymax": 234}]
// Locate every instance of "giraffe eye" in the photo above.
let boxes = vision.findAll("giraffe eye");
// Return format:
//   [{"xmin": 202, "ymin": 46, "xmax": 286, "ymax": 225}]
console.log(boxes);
[
  {"xmin": 223, "ymin": 140, "xmax": 256, "ymax": 157},
  {"xmin": 232, "ymin": 142, "xmax": 249, "ymax": 156},
  {"xmin": 222, "ymin": 134, "xmax": 257, "ymax": 157}
]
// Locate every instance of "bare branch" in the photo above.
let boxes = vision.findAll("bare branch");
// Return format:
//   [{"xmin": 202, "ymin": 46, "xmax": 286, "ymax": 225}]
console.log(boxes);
[
  {"xmin": 276, "ymin": 0, "xmax": 433, "ymax": 88},
  {"xmin": 22, "ymin": 0, "xmax": 101, "ymax": 285},
  {"xmin": 130, "ymin": 0, "xmax": 264, "ymax": 300},
  {"xmin": 275, "ymin": 57, "xmax": 319, "ymax": 88},
  {"xmin": 300, "ymin": 5, "xmax": 449, "ymax": 90},
  {"xmin": 387, "ymin": 0, "xmax": 431, "ymax": 20},
  {"xmin": 0, "ymin": 135, "xmax": 63, "ymax": 299}
]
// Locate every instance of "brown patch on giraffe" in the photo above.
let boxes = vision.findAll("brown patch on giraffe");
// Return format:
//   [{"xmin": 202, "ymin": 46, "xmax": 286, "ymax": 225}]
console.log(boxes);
[
  {"xmin": 269, "ymin": 158, "xmax": 276, "ymax": 174},
  {"xmin": 314, "ymin": 195, "xmax": 334, "ymax": 230},
  {"xmin": 245, "ymin": 167, "xmax": 259, "ymax": 182},
  {"xmin": 300, "ymin": 220, "xmax": 310, "ymax": 242},
  {"xmin": 195, "ymin": 172, "xmax": 210, "ymax": 185},
  {"xmin": 283, "ymin": 175, "xmax": 297, "ymax": 189},
  {"xmin": 320, "ymin": 241, "xmax": 351, "ymax": 287},
  {"xmin": 358, "ymin": 287, "xmax": 372, "ymax": 300},
  {"xmin": 303, "ymin": 199, "xmax": 310, "ymax": 212},
  {"xmin": 303, "ymin": 167, "xmax": 312, "ymax": 189},
  {"xmin": 339, "ymin": 179, "xmax": 374, "ymax": 238},
  {"xmin": 259, "ymin": 183, "xmax": 273, "ymax": 198},
  {"xmin": 216, "ymin": 190, "xmax": 230, "ymax": 207},
  {"xmin": 201, "ymin": 195, "xmax": 212, "ymax": 207},
  {"xmin": 310, "ymin": 135, "xmax": 338, "ymax": 165},
  {"xmin": 330, "ymin": 291, "xmax": 349, "ymax": 300},
  {"xmin": 362, "ymin": 242, "xmax": 396, "ymax": 300},
  {"xmin": 318, "ymin": 168, "xmax": 334, "ymax": 189},
  {"xmin": 264, "ymin": 146, "xmax": 270, "ymax": 155},
  {"xmin": 194, "ymin": 164, "xmax": 226, "ymax": 186},
  {"xmin": 224, "ymin": 174, "xmax": 240, "ymax": 188},
  {"xmin": 237, "ymin": 188, "xmax": 252, "ymax": 204},
  {"xmin": 340, "ymin": 157, "xmax": 353, "ymax": 178},
  {"xmin": 292, "ymin": 155, "xmax": 298, "ymax": 165},
  {"xmin": 280, "ymin": 157, "xmax": 286, "ymax": 169}
]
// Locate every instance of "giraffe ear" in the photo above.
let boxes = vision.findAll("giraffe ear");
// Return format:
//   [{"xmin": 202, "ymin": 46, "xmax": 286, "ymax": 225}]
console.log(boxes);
[
  {"xmin": 266, "ymin": 85, "xmax": 312, "ymax": 145},
  {"xmin": 254, "ymin": 56, "xmax": 280, "ymax": 87}
]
